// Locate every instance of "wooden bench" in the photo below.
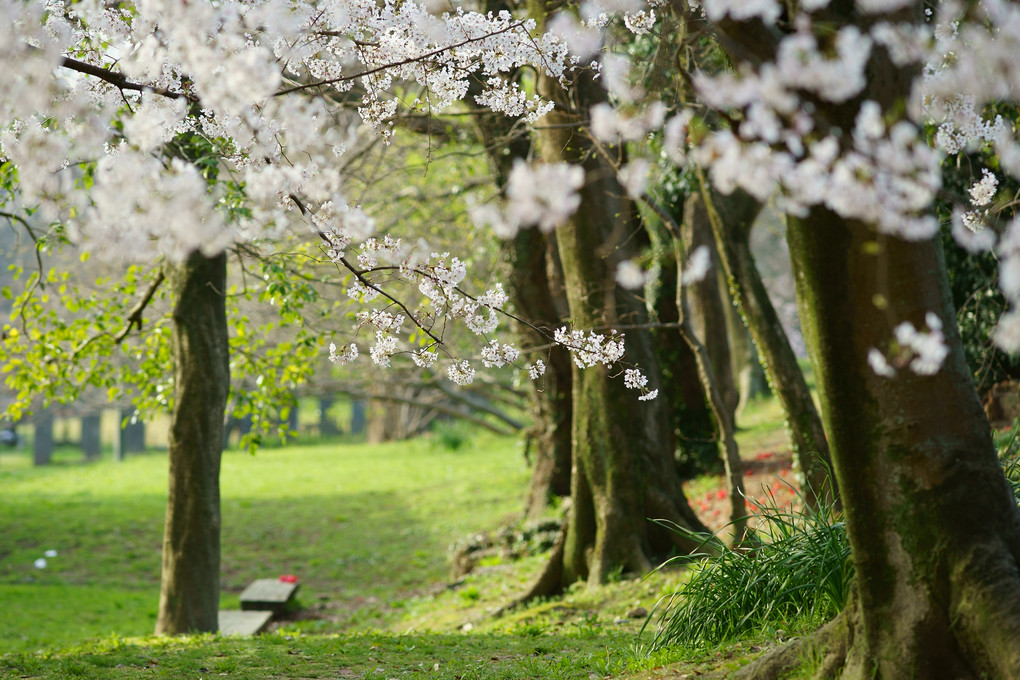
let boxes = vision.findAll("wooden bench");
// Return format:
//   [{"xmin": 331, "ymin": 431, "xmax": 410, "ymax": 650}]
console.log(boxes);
[{"xmin": 218, "ymin": 578, "xmax": 300, "ymax": 636}]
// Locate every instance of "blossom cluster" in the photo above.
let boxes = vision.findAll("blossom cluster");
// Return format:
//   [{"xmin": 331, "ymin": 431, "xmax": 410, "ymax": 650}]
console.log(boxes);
[
  {"xmin": 0, "ymin": 0, "xmax": 575, "ymax": 263},
  {"xmin": 868, "ymin": 313, "xmax": 949, "ymax": 379},
  {"xmin": 472, "ymin": 161, "xmax": 586, "ymax": 238},
  {"xmin": 553, "ymin": 327, "xmax": 626, "ymax": 369}
]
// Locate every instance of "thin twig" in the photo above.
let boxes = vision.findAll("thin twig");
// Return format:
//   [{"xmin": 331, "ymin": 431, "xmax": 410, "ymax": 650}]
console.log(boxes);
[
  {"xmin": 274, "ymin": 21, "xmax": 529, "ymax": 96},
  {"xmin": 112, "ymin": 270, "xmax": 166, "ymax": 344},
  {"xmin": 67, "ymin": 270, "xmax": 166, "ymax": 361}
]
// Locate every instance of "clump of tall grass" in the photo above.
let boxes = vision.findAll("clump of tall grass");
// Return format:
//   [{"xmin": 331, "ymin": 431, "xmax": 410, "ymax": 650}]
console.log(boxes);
[
  {"xmin": 995, "ymin": 421, "xmax": 1020, "ymax": 504},
  {"xmin": 648, "ymin": 481, "xmax": 852, "ymax": 651}
]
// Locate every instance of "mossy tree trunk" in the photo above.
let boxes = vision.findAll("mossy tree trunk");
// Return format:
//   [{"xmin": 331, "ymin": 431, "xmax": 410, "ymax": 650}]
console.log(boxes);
[
  {"xmin": 473, "ymin": 91, "xmax": 573, "ymax": 517},
  {"xmin": 746, "ymin": 209, "xmax": 1020, "ymax": 679},
  {"xmin": 712, "ymin": 7, "xmax": 1020, "ymax": 674},
  {"xmin": 649, "ymin": 224, "xmax": 720, "ymax": 478},
  {"xmin": 721, "ymin": 270, "xmax": 770, "ymax": 418},
  {"xmin": 155, "ymin": 252, "xmax": 230, "ymax": 635},
  {"xmin": 684, "ymin": 194, "xmax": 739, "ymax": 424},
  {"xmin": 509, "ymin": 230, "xmax": 573, "ymax": 517},
  {"xmin": 675, "ymin": 263, "xmax": 748, "ymax": 543},
  {"xmin": 699, "ymin": 180, "xmax": 835, "ymax": 505},
  {"xmin": 514, "ymin": 51, "xmax": 711, "ymax": 599}
]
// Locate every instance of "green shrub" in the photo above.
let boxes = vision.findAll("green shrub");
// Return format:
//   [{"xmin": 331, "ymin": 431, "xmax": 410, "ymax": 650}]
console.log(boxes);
[{"xmin": 432, "ymin": 419, "xmax": 473, "ymax": 451}]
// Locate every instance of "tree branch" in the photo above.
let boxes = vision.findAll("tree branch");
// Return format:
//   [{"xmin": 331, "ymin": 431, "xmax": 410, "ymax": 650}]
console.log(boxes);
[
  {"xmin": 335, "ymin": 388, "xmax": 515, "ymax": 435},
  {"xmin": 66, "ymin": 270, "xmax": 167, "ymax": 362},
  {"xmin": 112, "ymin": 270, "xmax": 166, "ymax": 344},
  {"xmin": 59, "ymin": 56, "xmax": 193, "ymax": 101}
]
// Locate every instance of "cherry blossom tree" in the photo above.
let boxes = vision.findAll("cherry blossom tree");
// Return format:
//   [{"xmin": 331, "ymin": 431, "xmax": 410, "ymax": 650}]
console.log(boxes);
[
  {"xmin": 6, "ymin": 0, "xmax": 1020, "ymax": 674},
  {"xmin": 664, "ymin": 1, "xmax": 1020, "ymax": 676},
  {"xmin": 0, "ymin": 0, "xmax": 581, "ymax": 635}
]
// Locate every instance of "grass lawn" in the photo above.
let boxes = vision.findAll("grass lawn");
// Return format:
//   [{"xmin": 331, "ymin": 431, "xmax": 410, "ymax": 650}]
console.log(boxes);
[
  {"xmin": 1, "ymin": 432, "xmax": 530, "ymax": 650},
  {"xmin": 0, "ymin": 418, "xmax": 801, "ymax": 678}
]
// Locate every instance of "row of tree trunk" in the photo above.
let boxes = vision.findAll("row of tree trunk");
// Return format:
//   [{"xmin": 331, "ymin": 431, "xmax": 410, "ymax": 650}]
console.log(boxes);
[
  {"xmin": 150, "ymin": 10, "xmax": 1020, "ymax": 679},
  {"xmin": 469, "ymin": 0, "xmax": 836, "ymax": 596}
]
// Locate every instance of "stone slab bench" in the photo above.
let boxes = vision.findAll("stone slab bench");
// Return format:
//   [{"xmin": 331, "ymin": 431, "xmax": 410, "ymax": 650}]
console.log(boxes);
[
  {"xmin": 239, "ymin": 578, "xmax": 299, "ymax": 615},
  {"xmin": 218, "ymin": 609, "xmax": 273, "ymax": 636}
]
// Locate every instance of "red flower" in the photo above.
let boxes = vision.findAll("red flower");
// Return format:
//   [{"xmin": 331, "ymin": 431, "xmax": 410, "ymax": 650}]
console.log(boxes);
[
  {"xmin": 716, "ymin": 488, "xmax": 727, "ymax": 499},
  {"xmin": 279, "ymin": 574, "xmax": 298, "ymax": 583}
]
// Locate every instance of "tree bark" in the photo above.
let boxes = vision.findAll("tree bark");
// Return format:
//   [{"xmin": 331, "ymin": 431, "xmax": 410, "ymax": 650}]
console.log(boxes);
[
  {"xmin": 471, "ymin": 70, "xmax": 573, "ymax": 518},
  {"xmin": 684, "ymin": 195, "xmax": 739, "ymax": 424},
  {"xmin": 649, "ymin": 222, "xmax": 720, "ymax": 477},
  {"xmin": 521, "ymin": 45, "xmax": 712, "ymax": 594},
  {"xmin": 676, "ymin": 271, "xmax": 748, "ymax": 543},
  {"xmin": 155, "ymin": 251, "xmax": 229, "ymax": 635},
  {"xmin": 777, "ymin": 210, "xmax": 1020, "ymax": 678},
  {"xmin": 509, "ymin": 231, "xmax": 573, "ymax": 518},
  {"xmin": 721, "ymin": 272, "xmax": 770, "ymax": 418},
  {"xmin": 700, "ymin": 183, "xmax": 835, "ymax": 505}
]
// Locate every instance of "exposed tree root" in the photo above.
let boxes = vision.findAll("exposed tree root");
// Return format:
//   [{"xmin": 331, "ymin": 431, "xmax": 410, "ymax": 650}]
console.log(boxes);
[{"xmin": 730, "ymin": 615, "xmax": 849, "ymax": 680}]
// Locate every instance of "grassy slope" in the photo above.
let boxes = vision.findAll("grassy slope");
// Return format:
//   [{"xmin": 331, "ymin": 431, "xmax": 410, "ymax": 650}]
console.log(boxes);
[{"xmin": 0, "ymin": 407, "xmax": 798, "ymax": 679}]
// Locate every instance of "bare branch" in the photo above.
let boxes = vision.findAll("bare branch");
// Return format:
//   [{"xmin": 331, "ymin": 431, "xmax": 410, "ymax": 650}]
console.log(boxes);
[{"xmin": 112, "ymin": 270, "xmax": 166, "ymax": 344}]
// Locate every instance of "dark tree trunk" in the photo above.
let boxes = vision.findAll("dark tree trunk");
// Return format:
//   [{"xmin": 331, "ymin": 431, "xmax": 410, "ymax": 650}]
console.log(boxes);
[
  {"xmin": 155, "ymin": 252, "xmax": 229, "ymax": 635},
  {"xmin": 649, "ymin": 223, "xmax": 720, "ymax": 477},
  {"xmin": 684, "ymin": 195, "xmax": 739, "ymax": 423},
  {"xmin": 721, "ymin": 274, "xmax": 770, "ymax": 418},
  {"xmin": 704, "ymin": 8, "xmax": 1020, "ymax": 674},
  {"xmin": 515, "ymin": 48, "xmax": 711, "ymax": 599},
  {"xmin": 676, "ymin": 271, "xmax": 748, "ymax": 542},
  {"xmin": 508, "ymin": 232, "xmax": 573, "ymax": 517},
  {"xmin": 81, "ymin": 414, "xmax": 101, "ymax": 460},
  {"xmin": 758, "ymin": 210, "xmax": 1020, "ymax": 678},
  {"xmin": 115, "ymin": 409, "xmax": 146, "ymax": 461},
  {"xmin": 700, "ymin": 184, "xmax": 835, "ymax": 505},
  {"xmin": 33, "ymin": 410, "xmax": 53, "ymax": 466},
  {"xmin": 472, "ymin": 71, "xmax": 573, "ymax": 518}
]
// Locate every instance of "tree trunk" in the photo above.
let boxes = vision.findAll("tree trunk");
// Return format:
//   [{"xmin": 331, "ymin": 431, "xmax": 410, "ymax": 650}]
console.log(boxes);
[
  {"xmin": 81, "ymin": 414, "xmax": 101, "ymax": 460},
  {"xmin": 649, "ymin": 222, "xmax": 721, "ymax": 477},
  {"xmin": 677, "ymin": 271, "xmax": 748, "ymax": 543},
  {"xmin": 155, "ymin": 251, "xmax": 229, "ymax": 635},
  {"xmin": 510, "ymin": 231, "xmax": 573, "ymax": 517},
  {"xmin": 741, "ymin": 209, "xmax": 1020, "ymax": 679},
  {"xmin": 700, "ymin": 183, "xmax": 835, "ymax": 505},
  {"xmin": 684, "ymin": 195, "xmax": 739, "ymax": 423},
  {"xmin": 721, "ymin": 273, "xmax": 770, "ymax": 418},
  {"xmin": 471, "ymin": 70, "xmax": 573, "ymax": 518},
  {"xmin": 519, "ymin": 51, "xmax": 712, "ymax": 597},
  {"xmin": 33, "ymin": 409, "xmax": 53, "ymax": 466}
]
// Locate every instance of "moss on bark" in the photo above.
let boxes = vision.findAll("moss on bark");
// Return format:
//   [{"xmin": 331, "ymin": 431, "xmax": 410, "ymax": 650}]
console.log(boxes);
[{"xmin": 155, "ymin": 252, "xmax": 230, "ymax": 635}]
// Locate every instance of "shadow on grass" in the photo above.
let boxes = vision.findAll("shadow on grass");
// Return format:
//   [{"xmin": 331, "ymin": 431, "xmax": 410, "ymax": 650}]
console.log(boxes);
[
  {"xmin": 1, "ymin": 437, "xmax": 528, "ymax": 653},
  {"xmin": 0, "ymin": 488, "xmax": 447, "ymax": 653}
]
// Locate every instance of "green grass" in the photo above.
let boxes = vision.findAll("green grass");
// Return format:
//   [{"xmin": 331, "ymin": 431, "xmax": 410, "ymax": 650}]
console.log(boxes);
[
  {"xmin": 0, "ymin": 433, "xmax": 530, "ymax": 651},
  {"xmin": 1, "ymin": 630, "xmax": 639, "ymax": 680},
  {"xmin": 0, "ymin": 418, "xmax": 797, "ymax": 679},
  {"xmin": 650, "ymin": 481, "xmax": 850, "ymax": 652}
]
